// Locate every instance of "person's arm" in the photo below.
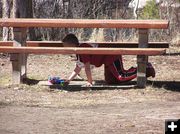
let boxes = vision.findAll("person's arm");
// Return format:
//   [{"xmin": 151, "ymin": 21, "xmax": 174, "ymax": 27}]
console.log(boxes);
[
  {"xmin": 84, "ymin": 62, "xmax": 93, "ymax": 86},
  {"xmin": 66, "ymin": 65, "xmax": 81, "ymax": 83}
]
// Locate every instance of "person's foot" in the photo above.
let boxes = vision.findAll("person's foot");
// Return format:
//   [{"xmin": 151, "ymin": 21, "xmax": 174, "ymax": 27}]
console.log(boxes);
[
  {"xmin": 146, "ymin": 62, "xmax": 156, "ymax": 78},
  {"xmin": 118, "ymin": 73, "xmax": 137, "ymax": 82},
  {"xmin": 125, "ymin": 67, "xmax": 137, "ymax": 75},
  {"xmin": 76, "ymin": 74, "xmax": 84, "ymax": 80}
]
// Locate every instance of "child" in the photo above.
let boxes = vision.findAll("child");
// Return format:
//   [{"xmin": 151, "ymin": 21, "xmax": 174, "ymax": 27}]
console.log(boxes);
[{"xmin": 62, "ymin": 33, "xmax": 154, "ymax": 86}]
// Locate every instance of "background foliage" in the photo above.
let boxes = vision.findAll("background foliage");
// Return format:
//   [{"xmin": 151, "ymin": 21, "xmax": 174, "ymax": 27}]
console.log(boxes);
[{"xmin": 0, "ymin": 0, "xmax": 179, "ymax": 45}]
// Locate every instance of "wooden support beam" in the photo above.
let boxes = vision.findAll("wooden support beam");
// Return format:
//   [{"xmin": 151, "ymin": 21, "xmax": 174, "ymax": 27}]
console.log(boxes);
[
  {"xmin": 0, "ymin": 46, "xmax": 166, "ymax": 55},
  {"xmin": 10, "ymin": 28, "xmax": 27, "ymax": 84},
  {"xmin": 0, "ymin": 19, "xmax": 169, "ymax": 29},
  {"xmin": 0, "ymin": 41, "xmax": 13, "ymax": 46},
  {"xmin": 137, "ymin": 29, "xmax": 149, "ymax": 88},
  {"xmin": 0, "ymin": 41, "xmax": 169, "ymax": 48}
]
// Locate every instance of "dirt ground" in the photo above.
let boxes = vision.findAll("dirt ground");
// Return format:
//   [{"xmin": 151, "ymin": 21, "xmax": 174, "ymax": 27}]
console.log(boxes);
[{"xmin": 0, "ymin": 46, "xmax": 180, "ymax": 134}]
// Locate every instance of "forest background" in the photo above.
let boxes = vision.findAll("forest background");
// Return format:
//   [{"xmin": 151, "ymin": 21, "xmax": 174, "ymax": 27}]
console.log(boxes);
[{"xmin": 0, "ymin": 0, "xmax": 179, "ymax": 45}]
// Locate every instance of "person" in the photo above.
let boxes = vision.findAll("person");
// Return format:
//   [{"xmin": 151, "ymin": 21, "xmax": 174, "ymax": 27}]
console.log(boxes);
[{"xmin": 62, "ymin": 33, "xmax": 154, "ymax": 86}]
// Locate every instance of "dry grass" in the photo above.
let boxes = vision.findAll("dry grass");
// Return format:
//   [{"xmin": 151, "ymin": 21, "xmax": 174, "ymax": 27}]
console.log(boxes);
[
  {"xmin": 89, "ymin": 28, "xmax": 104, "ymax": 42},
  {"xmin": 0, "ymin": 52, "xmax": 180, "ymax": 134},
  {"xmin": 171, "ymin": 33, "xmax": 180, "ymax": 46}
]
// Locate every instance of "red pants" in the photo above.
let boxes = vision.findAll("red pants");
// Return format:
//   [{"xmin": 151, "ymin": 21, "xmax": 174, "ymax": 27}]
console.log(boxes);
[
  {"xmin": 105, "ymin": 59, "xmax": 155, "ymax": 84},
  {"xmin": 104, "ymin": 58, "xmax": 137, "ymax": 84}
]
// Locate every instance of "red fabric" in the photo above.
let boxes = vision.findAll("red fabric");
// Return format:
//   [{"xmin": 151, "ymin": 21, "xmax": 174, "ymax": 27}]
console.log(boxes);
[
  {"xmin": 105, "ymin": 62, "xmax": 156, "ymax": 84},
  {"xmin": 78, "ymin": 43, "xmax": 121, "ymax": 67},
  {"xmin": 118, "ymin": 74, "xmax": 136, "ymax": 82},
  {"xmin": 104, "ymin": 65, "xmax": 137, "ymax": 84},
  {"xmin": 104, "ymin": 65, "xmax": 119, "ymax": 84},
  {"xmin": 78, "ymin": 43, "xmax": 138, "ymax": 84}
]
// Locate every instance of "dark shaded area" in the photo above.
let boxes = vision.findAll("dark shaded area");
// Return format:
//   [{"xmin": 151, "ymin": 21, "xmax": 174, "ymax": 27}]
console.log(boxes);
[
  {"xmin": 22, "ymin": 78, "xmax": 40, "ymax": 85},
  {"xmin": 49, "ymin": 80, "xmax": 136, "ymax": 92},
  {"xmin": 163, "ymin": 52, "xmax": 180, "ymax": 56},
  {"xmin": 21, "ymin": 78, "xmax": 180, "ymax": 92},
  {"xmin": 48, "ymin": 80, "xmax": 180, "ymax": 92},
  {"xmin": 0, "ymin": 41, "xmax": 169, "ymax": 48},
  {"xmin": 0, "ymin": 101, "xmax": 11, "ymax": 107},
  {"xmin": 147, "ymin": 80, "xmax": 180, "ymax": 92}
]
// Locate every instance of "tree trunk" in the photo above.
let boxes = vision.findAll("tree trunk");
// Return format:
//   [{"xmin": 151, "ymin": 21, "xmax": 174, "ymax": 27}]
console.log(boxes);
[
  {"xmin": 2, "ymin": 0, "xmax": 10, "ymax": 41},
  {"xmin": 27, "ymin": 0, "xmax": 36, "ymax": 40},
  {"xmin": 63, "ymin": 0, "xmax": 71, "ymax": 35},
  {"xmin": 13, "ymin": 0, "xmax": 28, "ymax": 18},
  {"xmin": 133, "ymin": 0, "xmax": 139, "ymax": 19},
  {"xmin": 12, "ymin": 0, "xmax": 36, "ymax": 40}
]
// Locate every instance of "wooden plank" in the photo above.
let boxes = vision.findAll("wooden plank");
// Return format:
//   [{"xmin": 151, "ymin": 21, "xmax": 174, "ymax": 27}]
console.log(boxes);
[
  {"xmin": 0, "ymin": 46, "xmax": 166, "ymax": 55},
  {"xmin": 38, "ymin": 80, "xmax": 136, "ymax": 89},
  {"xmin": 97, "ymin": 42, "xmax": 169, "ymax": 48},
  {"xmin": 0, "ymin": 19, "xmax": 169, "ymax": 29},
  {"xmin": 0, "ymin": 41, "xmax": 13, "ymax": 46},
  {"xmin": 0, "ymin": 41, "xmax": 169, "ymax": 48}
]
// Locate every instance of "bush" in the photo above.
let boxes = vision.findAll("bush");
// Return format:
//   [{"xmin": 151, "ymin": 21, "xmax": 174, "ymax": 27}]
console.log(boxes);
[{"xmin": 140, "ymin": 0, "xmax": 160, "ymax": 19}]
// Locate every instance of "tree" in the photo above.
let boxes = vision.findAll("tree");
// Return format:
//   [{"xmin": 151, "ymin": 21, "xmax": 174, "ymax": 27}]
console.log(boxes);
[
  {"xmin": 140, "ymin": 0, "xmax": 160, "ymax": 19},
  {"xmin": 133, "ymin": 0, "xmax": 140, "ymax": 19},
  {"xmin": 2, "ymin": 0, "xmax": 35, "ymax": 40},
  {"xmin": 2, "ymin": 0, "xmax": 11, "ymax": 41},
  {"xmin": 26, "ymin": 0, "xmax": 36, "ymax": 40}
]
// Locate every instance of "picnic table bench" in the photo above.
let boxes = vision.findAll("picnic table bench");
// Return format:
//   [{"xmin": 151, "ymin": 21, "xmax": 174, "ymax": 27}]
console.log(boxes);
[{"xmin": 0, "ymin": 19, "xmax": 169, "ymax": 88}]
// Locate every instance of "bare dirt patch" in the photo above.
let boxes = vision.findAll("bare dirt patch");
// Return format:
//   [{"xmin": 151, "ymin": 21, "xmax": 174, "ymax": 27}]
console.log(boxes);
[{"xmin": 0, "ymin": 48, "xmax": 180, "ymax": 134}]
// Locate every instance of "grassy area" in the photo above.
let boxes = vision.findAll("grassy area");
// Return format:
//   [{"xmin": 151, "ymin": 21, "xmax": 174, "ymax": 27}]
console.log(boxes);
[{"xmin": 0, "ymin": 75, "xmax": 11, "ymax": 86}]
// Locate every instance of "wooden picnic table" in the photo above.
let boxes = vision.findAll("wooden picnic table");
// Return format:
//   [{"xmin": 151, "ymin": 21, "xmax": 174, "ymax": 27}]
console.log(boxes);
[{"xmin": 0, "ymin": 19, "xmax": 169, "ymax": 88}]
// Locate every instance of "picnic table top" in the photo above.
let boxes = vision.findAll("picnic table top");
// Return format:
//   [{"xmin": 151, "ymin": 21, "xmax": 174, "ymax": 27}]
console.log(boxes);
[
  {"xmin": 0, "ymin": 18, "xmax": 169, "ymax": 29},
  {"xmin": 0, "ymin": 46, "xmax": 166, "ymax": 55}
]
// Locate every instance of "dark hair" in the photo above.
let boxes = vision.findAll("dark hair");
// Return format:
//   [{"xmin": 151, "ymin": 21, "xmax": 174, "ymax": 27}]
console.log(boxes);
[{"xmin": 62, "ymin": 33, "xmax": 79, "ymax": 46}]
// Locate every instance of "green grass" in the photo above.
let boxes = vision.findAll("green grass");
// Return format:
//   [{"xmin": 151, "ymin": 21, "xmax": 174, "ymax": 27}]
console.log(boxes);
[{"xmin": 0, "ymin": 75, "xmax": 11, "ymax": 86}]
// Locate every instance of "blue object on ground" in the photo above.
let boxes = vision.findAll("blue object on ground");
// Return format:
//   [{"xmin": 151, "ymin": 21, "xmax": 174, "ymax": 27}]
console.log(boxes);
[{"xmin": 48, "ymin": 76, "xmax": 64, "ymax": 85}]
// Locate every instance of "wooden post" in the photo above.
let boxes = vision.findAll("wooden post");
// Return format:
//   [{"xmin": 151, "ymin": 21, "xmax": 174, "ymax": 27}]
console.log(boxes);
[
  {"xmin": 10, "ymin": 27, "xmax": 27, "ymax": 84},
  {"xmin": 137, "ymin": 29, "xmax": 148, "ymax": 88}
]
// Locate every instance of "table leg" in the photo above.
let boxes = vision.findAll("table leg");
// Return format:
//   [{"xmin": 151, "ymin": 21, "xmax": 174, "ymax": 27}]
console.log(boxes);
[
  {"xmin": 137, "ymin": 29, "xmax": 148, "ymax": 88},
  {"xmin": 10, "ymin": 28, "xmax": 27, "ymax": 84}
]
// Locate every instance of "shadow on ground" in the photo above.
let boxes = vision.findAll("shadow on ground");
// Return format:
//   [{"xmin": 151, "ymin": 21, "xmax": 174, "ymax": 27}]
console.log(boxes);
[
  {"xmin": 49, "ymin": 80, "xmax": 180, "ymax": 92},
  {"xmin": 23, "ymin": 78, "xmax": 41, "ymax": 85},
  {"xmin": 21, "ymin": 78, "xmax": 180, "ymax": 92},
  {"xmin": 49, "ymin": 80, "xmax": 139, "ymax": 91},
  {"xmin": 148, "ymin": 80, "xmax": 180, "ymax": 92}
]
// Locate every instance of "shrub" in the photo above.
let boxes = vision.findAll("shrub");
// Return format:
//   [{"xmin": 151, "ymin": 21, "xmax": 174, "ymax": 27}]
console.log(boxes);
[{"xmin": 140, "ymin": 0, "xmax": 160, "ymax": 19}]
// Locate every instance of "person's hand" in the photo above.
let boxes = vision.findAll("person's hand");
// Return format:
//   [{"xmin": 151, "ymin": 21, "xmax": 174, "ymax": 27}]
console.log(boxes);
[
  {"xmin": 71, "ymin": 58, "xmax": 77, "ymax": 61},
  {"xmin": 84, "ymin": 82, "xmax": 93, "ymax": 87},
  {"xmin": 69, "ymin": 55, "xmax": 77, "ymax": 61},
  {"xmin": 63, "ymin": 79, "xmax": 70, "ymax": 86}
]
